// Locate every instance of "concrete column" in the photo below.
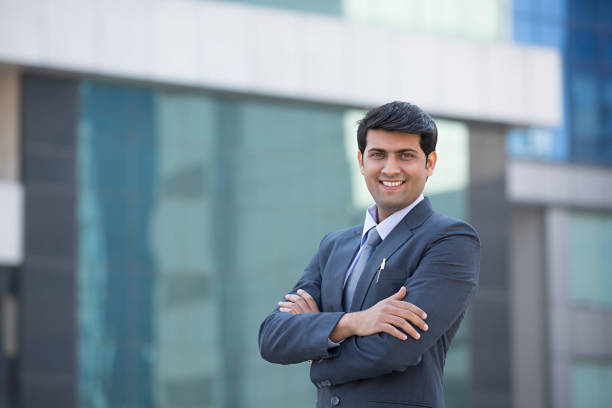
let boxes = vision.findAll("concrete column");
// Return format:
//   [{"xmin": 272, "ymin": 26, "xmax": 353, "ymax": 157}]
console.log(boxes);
[
  {"xmin": 20, "ymin": 73, "xmax": 78, "ymax": 408},
  {"xmin": 468, "ymin": 121, "xmax": 512, "ymax": 408},
  {"xmin": 0, "ymin": 68, "xmax": 19, "ymax": 181},
  {"xmin": 510, "ymin": 206, "xmax": 549, "ymax": 408},
  {"xmin": 546, "ymin": 208, "xmax": 570, "ymax": 408}
]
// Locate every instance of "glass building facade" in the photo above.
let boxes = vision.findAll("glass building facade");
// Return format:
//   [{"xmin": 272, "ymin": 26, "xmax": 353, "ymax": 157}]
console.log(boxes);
[
  {"xmin": 571, "ymin": 360, "xmax": 612, "ymax": 408},
  {"xmin": 75, "ymin": 79, "xmax": 471, "ymax": 408},
  {"xmin": 510, "ymin": 0, "xmax": 612, "ymax": 164},
  {"xmin": 568, "ymin": 211, "xmax": 612, "ymax": 307}
]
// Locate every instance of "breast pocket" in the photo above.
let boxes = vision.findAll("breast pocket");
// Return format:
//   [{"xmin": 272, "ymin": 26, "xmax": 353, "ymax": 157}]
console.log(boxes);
[
  {"xmin": 377, "ymin": 267, "xmax": 407, "ymax": 282},
  {"xmin": 373, "ymin": 278, "xmax": 405, "ymax": 300}
]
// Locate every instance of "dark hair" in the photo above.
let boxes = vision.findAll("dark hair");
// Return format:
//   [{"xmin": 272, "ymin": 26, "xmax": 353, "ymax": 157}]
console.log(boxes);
[{"xmin": 356, "ymin": 101, "xmax": 437, "ymax": 157}]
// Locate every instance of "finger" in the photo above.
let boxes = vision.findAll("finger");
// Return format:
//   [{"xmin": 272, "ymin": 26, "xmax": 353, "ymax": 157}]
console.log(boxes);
[
  {"xmin": 297, "ymin": 289, "xmax": 319, "ymax": 312},
  {"xmin": 279, "ymin": 307, "xmax": 296, "ymax": 314},
  {"xmin": 380, "ymin": 323, "xmax": 408, "ymax": 340},
  {"xmin": 278, "ymin": 301, "xmax": 298, "ymax": 309},
  {"xmin": 390, "ymin": 286, "xmax": 406, "ymax": 300},
  {"xmin": 284, "ymin": 294, "xmax": 306, "ymax": 314},
  {"xmin": 390, "ymin": 300, "xmax": 427, "ymax": 319},
  {"xmin": 286, "ymin": 293, "xmax": 309, "ymax": 312},
  {"xmin": 388, "ymin": 306, "xmax": 428, "ymax": 331},
  {"xmin": 387, "ymin": 315, "xmax": 421, "ymax": 340}
]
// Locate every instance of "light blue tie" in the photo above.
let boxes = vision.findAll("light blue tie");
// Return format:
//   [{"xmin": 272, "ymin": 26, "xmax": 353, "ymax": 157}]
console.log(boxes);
[{"xmin": 343, "ymin": 228, "xmax": 382, "ymax": 311}]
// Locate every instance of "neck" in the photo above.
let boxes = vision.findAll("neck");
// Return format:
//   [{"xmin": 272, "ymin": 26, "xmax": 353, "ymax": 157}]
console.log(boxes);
[{"xmin": 376, "ymin": 208, "xmax": 396, "ymax": 223}]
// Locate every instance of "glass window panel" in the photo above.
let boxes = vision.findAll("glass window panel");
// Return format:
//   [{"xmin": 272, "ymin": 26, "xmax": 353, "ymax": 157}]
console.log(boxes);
[
  {"xmin": 571, "ymin": 361, "xmax": 612, "ymax": 408},
  {"xmin": 606, "ymin": 365, "xmax": 612, "ymax": 408},
  {"xmin": 569, "ymin": 29, "xmax": 598, "ymax": 61},
  {"xmin": 538, "ymin": 0, "xmax": 564, "ymax": 20},
  {"xmin": 538, "ymin": 23, "xmax": 563, "ymax": 49},
  {"xmin": 603, "ymin": 34, "xmax": 612, "ymax": 65},
  {"xmin": 513, "ymin": 0, "xmax": 535, "ymax": 15},
  {"xmin": 513, "ymin": 18, "xmax": 536, "ymax": 44},
  {"xmin": 568, "ymin": 0, "xmax": 598, "ymax": 24},
  {"xmin": 229, "ymin": 99, "xmax": 350, "ymax": 408},
  {"xmin": 78, "ymin": 81, "xmax": 223, "ymax": 408},
  {"xmin": 424, "ymin": 119, "xmax": 469, "ymax": 221},
  {"xmin": 570, "ymin": 70, "xmax": 599, "ymax": 141},
  {"xmin": 568, "ymin": 211, "xmax": 612, "ymax": 307},
  {"xmin": 603, "ymin": 0, "xmax": 612, "ymax": 23}
]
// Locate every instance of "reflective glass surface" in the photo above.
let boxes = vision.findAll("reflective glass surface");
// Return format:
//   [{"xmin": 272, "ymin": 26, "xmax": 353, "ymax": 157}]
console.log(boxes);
[
  {"xmin": 511, "ymin": 0, "xmax": 612, "ymax": 165},
  {"xmin": 571, "ymin": 360, "xmax": 612, "ymax": 408},
  {"xmin": 78, "ymin": 80, "xmax": 473, "ymax": 408},
  {"xmin": 568, "ymin": 211, "xmax": 612, "ymax": 307}
]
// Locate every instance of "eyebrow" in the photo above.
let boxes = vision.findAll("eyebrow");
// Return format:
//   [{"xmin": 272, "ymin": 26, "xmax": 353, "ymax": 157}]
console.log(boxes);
[{"xmin": 367, "ymin": 147, "xmax": 419, "ymax": 153}]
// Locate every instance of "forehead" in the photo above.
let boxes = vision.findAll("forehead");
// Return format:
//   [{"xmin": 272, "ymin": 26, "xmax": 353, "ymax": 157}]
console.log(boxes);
[{"xmin": 365, "ymin": 129, "xmax": 423, "ymax": 151}]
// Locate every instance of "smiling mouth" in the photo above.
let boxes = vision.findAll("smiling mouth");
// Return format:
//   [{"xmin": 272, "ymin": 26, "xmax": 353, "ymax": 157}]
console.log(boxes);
[{"xmin": 380, "ymin": 180, "xmax": 404, "ymax": 187}]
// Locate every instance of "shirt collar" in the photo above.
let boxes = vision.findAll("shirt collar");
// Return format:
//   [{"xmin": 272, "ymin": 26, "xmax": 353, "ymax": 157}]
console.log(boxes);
[{"xmin": 362, "ymin": 194, "xmax": 424, "ymax": 243}]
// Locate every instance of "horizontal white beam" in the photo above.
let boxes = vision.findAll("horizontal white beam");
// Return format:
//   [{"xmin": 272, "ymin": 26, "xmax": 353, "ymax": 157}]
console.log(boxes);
[
  {"xmin": 0, "ymin": 0, "xmax": 561, "ymax": 126},
  {"xmin": 0, "ymin": 181, "xmax": 23, "ymax": 265},
  {"xmin": 507, "ymin": 160, "xmax": 612, "ymax": 209}
]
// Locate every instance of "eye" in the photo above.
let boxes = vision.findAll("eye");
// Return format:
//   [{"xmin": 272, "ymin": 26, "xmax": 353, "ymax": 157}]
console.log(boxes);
[
  {"xmin": 401, "ymin": 152, "xmax": 415, "ymax": 160},
  {"xmin": 370, "ymin": 152, "xmax": 385, "ymax": 158}
]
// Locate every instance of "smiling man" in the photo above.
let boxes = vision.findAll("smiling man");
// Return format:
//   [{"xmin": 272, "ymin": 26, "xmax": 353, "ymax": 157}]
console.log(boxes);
[{"xmin": 259, "ymin": 101, "xmax": 480, "ymax": 408}]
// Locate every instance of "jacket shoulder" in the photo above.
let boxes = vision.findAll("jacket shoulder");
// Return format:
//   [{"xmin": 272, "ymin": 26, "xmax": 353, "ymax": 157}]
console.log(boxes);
[
  {"xmin": 319, "ymin": 225, "xmax": 361, "ymax": 247},
  {"xmin": 424, "ymin": 211, "xmax": 480, "ymax": 241}
]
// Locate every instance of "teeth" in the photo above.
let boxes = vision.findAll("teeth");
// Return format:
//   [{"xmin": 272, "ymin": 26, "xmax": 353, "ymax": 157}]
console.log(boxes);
[{"xmin": 382, "ymin": 181, "xmax": 402, "ymax": 187}]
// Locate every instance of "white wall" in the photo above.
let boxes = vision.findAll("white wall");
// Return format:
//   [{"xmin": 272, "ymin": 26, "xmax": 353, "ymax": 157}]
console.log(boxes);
[
  {"xmin": 0, "ymin": 181, "xmax": 23, "ymax": 265},
  {"xmin": 0, "ymin": 0, "xmax": 561, "ymax": 127}
]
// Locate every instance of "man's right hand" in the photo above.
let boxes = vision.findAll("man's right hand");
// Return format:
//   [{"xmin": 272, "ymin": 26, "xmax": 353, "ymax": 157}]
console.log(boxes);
[{"xmin": 329, "ymin": 286, "xmax": 428, "ymax": 342}]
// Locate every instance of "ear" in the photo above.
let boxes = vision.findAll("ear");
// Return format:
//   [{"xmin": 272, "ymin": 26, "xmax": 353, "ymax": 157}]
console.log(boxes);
[
  {"xmin": 358, "ymin": 151, "xmax": 364, "ymax": 175},
  {"xmin": 425, "ymin": 151, "xmax": 437, "ymax": 177}
]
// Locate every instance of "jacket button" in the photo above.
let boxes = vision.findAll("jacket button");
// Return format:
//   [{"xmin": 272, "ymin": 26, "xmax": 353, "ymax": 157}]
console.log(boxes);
[{"xmin": 331, "ymin": 396, "xmax": 340, "ymax": 406}]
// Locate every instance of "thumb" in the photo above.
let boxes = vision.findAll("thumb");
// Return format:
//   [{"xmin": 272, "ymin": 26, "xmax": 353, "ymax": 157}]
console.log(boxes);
[{"xmin": 393, "ymin": 286, "xmax": 406, "ymax": 299}]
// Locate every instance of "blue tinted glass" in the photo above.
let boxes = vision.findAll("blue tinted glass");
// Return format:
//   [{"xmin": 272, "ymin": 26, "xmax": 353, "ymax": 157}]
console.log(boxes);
[
  {"xmin": 603, "ymin": 79, "xmax": 612, "ymax": 129},
  {"xmin": 78, "ymin": 81, "xmax": 158, "ymax": 408},
  {"xmin": 569, "ymin": 29, "xmax": 598, "ymax": 61},
  {"xmin": 604, "ymin": 34, "xmax": 612, "ymax": 64},
  {"xmin": 603, "ymin": 1, "xmax": 612, "ymax": 23},
  {"xmin": 514, "ymin": 0, "xmax": 536, "ymax": 14},
  {"xmin": 568, "ymin": 0, "xmax": 598, "ymax": 23},
  {"xmin": 538, "ymin": 0, "xmax": 564, "ymax": 20},
  {"xmin": 506, "ymin": 127, "xmax": 569, "ymax": 161},
  {"xmin": 513, "ymin": 19, "xmax": 536, "ymax": 44},
  {"xmin": 570, "ymin": 70, "xmax": 599, "ymax": 140},
  {"xmin": 538, "ymin": 23, "xmax": 563, "ymax": 49}
]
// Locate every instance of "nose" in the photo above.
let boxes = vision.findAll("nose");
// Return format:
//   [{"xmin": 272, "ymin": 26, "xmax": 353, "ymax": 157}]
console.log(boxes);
[{"xmin": 382, "ymin": 155, "xmax": 401, "ymax": 176}]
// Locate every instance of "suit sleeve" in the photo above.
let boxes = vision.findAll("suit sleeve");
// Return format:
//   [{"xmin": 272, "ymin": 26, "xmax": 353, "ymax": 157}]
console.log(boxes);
[
  {"xmin": 258, "ymin": 235, "xmax": 345, "ymax": 365},
  {"xmin": 309, "ymin": 222, "xmax": 480, "ymax": 385}
]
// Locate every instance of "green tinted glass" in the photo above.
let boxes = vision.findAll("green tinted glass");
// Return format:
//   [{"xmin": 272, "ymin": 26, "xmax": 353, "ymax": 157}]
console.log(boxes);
[{"xmin": 568, "ymin": 211, "xmax": 612, "ymax": 307}]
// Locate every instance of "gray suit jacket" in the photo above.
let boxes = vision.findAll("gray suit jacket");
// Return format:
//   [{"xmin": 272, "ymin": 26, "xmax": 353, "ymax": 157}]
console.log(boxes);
[{"xmin": 259, "ymin": 198, "xmax": 480, "ymax": 408}]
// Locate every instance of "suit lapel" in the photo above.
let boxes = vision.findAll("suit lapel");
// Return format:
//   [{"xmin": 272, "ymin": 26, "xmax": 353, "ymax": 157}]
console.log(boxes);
[
  {"xmin": 325, "ymin": 228, "xmax": 360, "ymax": 312},
  {"xmin": 350, "ymin": 198, "xmax": 435, "ymax": 312}
]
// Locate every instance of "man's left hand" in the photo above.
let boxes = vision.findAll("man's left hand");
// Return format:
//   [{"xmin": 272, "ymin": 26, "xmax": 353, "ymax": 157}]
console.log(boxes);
[{"xmin": 278, "ymin": 289, "xmax": 320, "ymax": 314}]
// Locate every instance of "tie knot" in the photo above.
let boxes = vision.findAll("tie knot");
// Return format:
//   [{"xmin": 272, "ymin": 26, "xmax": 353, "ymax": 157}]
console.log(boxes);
[{"xmin": 365, "ymin": 228, "xmax": 381, "ymax": 247}]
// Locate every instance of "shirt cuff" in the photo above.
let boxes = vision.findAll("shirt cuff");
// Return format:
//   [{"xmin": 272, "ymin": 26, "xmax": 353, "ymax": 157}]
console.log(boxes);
[{"xmin": 327, "ymin": 338, "xmax": 343, "ymax": 348}]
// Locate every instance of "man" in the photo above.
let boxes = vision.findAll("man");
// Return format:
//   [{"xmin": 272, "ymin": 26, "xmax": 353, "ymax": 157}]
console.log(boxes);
[{"xmin": 259, "ymin": 101, "xmax": 480, "ymax": 408}]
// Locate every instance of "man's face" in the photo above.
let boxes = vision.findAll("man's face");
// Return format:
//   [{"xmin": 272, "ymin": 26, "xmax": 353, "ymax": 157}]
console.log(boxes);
[{"xmin": 358, "ymin": 129, "xmax": 437, "ymax": 222}]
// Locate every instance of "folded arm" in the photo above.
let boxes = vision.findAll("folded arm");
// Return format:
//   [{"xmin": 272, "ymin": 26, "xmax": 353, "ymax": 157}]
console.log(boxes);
[
  {"xmin": 258, "ymin": 238, "xmax": 345, "ymax": 364},
  {"xmin": 310, "ymin": 224, "xmax": 480, "ymax": 385}
]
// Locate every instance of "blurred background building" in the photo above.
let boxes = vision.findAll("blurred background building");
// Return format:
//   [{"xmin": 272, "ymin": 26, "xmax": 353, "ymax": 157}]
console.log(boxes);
[{"xmin": 0, "ymin": 0, "xmax": 610, "ymax": 407}]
